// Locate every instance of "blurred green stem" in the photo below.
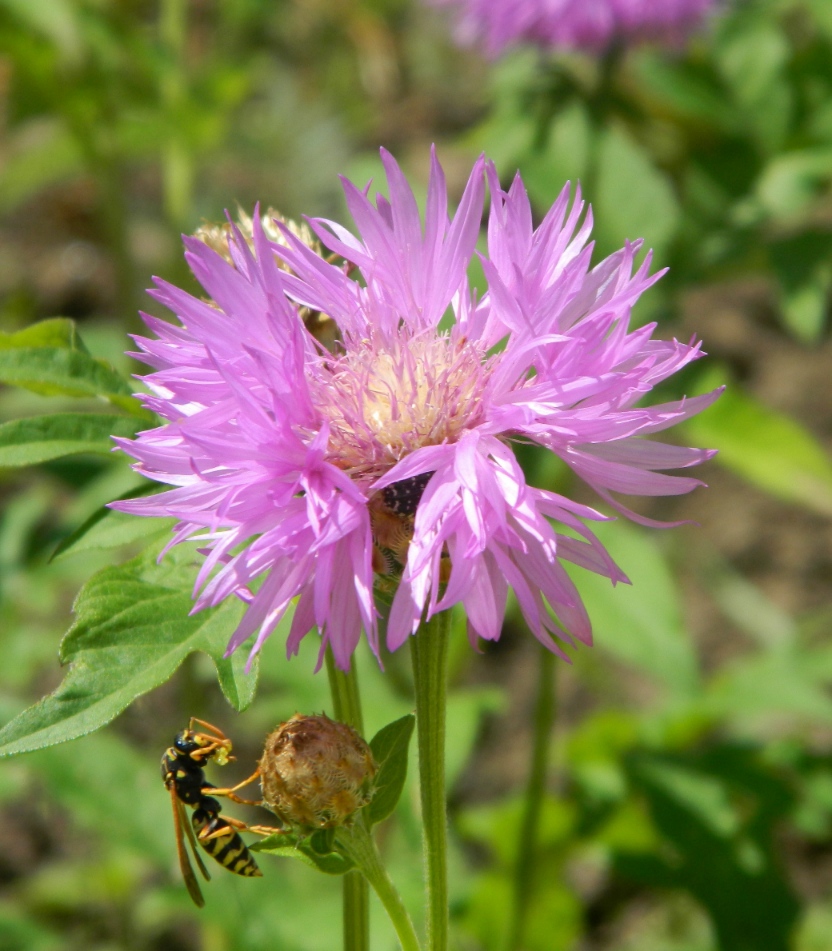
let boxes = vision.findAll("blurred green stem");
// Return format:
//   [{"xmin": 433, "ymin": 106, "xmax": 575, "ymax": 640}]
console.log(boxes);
[
  {"xmin": 506, "ymin": 644, "xmax": 557, "ymax": 951},
  {"xmin": 159, "ymin": 0, "xmax": 194, "ymax": 229},
  {"xmin": 326, "ymin": 650, "xmax": 370, "ymax": 951},
  {"xmin": 410, "ymin": 610, "xmax": 451, "ymax": 951}
]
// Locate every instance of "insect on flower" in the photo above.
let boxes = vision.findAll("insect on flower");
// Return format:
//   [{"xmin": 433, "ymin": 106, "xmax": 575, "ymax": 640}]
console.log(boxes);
[{"xmin": 115, "ymin": 148, "xmax": 721, "ymax": 673}]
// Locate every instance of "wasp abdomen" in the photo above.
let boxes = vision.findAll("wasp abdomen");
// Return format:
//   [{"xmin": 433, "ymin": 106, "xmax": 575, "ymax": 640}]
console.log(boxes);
[{"xmin": 192, "ymin": 805, "xmax": 262, "ymax": 878}]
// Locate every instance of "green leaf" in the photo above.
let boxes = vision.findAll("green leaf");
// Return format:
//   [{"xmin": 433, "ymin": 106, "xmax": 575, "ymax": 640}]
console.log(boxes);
[
  {"xmin": 0, "ymin": 413, "xmax": 140, "ymax": 467},
  {"xmin": 0, "ymin": 0, "xmax": 83, "ymax": 60},
  {"xmin": 684, "ymin": 372, "xmax": 832, "ymax": 516},
  {"xmin": 0, "ymin": 318, "xmax": 88, "ymax": 352},
  {"xmin": 568, "ymin": 521, "xmax": 700, "ymax": 697},
  {"xmin": 51, "ymin": 503, "xmax": 173, "ymax": 562},
  {"xmin": 252, "ymin": 833, "xmax": 355, "ymax": 875},
  {"xmin": 309, "ymin": 827, "xmax": 336, "ymax": 855},
  {"xmin": 0, "ymin": 545, "xmax": 257, "ymax": 757},
  {"xmin": 214, "ymin": 644, "xmax": 259, "ymax": 714},
  {"xmin": 757, "ymin": 150, "xmax": 832, "ymax": 222},
  {"xmin": 768, "ymin": 231, "xmax": 832, "ymax": 344},
  {"xmin": 0, "ymin": 348, "xmax": 148, "ymax": 417},
  {"xmin": 0, "ymin": 319, "xmax": 149, "ymax": 417},
  {"xmin": 621, "ymin": 747, "xmax": 800, "ymax": 951},
  {"xmin": 594, "ymin": 125, "xmax": 680, "ymax": 262},
  {"xmin": 367, "ymin": 714, "xmax": 415, "ymax": 825}
]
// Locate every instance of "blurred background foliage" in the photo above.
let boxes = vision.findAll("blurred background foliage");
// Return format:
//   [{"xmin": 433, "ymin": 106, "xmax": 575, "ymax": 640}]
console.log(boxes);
[{"xmin": 1, "ymin": 0, "xmax": 832, "ymax": 949}]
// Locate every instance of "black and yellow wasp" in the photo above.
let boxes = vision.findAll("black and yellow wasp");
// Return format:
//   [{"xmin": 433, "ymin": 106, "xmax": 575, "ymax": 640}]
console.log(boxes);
[{"xmin": 161, "ymin": 718, "xmax": 268, "ymax": 907}]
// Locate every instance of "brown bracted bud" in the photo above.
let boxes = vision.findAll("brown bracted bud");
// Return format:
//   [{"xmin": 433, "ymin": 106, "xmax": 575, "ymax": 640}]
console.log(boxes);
[
  {"xmin": 193, "ymin": 209, "xmax": 338, "ymax": 349},
  {"xmin": 259, "ymin": 714, "xmax": 376, "ymax": 830}
]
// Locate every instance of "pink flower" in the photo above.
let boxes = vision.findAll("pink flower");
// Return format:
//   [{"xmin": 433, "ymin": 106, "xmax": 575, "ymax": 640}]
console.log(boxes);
[
  {"xmin": 428, "ymin": 0, "xmax": 719, "ymax": 57},
  {"xmin": 113, "ymin": 149, "xmax": 719, "ymax": 671}
]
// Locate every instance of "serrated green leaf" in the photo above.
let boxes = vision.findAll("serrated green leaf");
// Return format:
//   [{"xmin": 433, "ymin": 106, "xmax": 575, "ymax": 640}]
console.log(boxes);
[
  {"xmin": 367, "ymin": 714, "xmax": 415, "ymax": 825},
  {"xmin": 0, "ymin": 546, "xmax": 256, "ymax": 756},
  {"xmin": 684, "ymin": 372, "xmax": 832, "ymax": 516},
  {"xmin": 0, "ymin": 348, "xmax": 149, "ymax": 418},
  {"xmin": 0, "ymin": 413, "xmax": 140, "ymax": 467}
]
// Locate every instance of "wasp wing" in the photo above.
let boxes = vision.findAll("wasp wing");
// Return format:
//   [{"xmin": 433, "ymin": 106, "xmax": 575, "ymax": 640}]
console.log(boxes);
[
  {"xmin": 181, "ymin": 798, "xmax": 212, "ymax": 881},
  {"xmin": 169, "ymin": 786, "xmax": 206, "ymax": 908}
]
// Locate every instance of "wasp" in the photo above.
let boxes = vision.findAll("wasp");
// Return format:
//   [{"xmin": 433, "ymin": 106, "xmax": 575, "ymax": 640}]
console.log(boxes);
[{"xmin": 161, "ymin": 718, "xmax": 279, "ymax": 907}]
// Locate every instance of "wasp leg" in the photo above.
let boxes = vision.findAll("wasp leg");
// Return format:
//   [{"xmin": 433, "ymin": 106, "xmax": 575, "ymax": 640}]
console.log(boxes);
[
  {"xmin": 197, "ymin": 814, "xmax": 286, "ymax": 842},
  {"xmin": 247, "ymin": 824, "xmax": 289, "ymax": 837},
  {"xmin": 197, "ymin": 813, "xmax": 246, "ymax": 842},
  {"xmin": 205, "ymin": 768, "xmax": 262, "ymax": 804}
]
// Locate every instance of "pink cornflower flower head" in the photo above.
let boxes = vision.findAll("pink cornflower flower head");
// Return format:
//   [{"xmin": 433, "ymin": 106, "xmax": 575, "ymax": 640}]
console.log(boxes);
[
  {"xmin": 113, "ymin": 148, "xmax": 720, "ymax": 671},
  {"xmin": 428, "ymin": 0, "xmax": 718, "ymax": 57}
]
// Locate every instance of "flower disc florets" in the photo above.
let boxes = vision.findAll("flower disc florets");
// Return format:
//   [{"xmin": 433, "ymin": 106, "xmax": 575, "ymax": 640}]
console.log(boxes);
[
  {"xmin": 113, "ymin": 147, "xmax": 720, "ymax": 671},
  {"xmin": 314, "ymin": 332, "xmax": 490, "ymax": 479}
]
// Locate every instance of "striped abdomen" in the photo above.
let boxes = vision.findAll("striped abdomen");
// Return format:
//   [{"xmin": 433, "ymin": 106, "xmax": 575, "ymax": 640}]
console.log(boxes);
[{"xmin": 192, "ymin": 805, "xmax": 261, "ymax": 878}]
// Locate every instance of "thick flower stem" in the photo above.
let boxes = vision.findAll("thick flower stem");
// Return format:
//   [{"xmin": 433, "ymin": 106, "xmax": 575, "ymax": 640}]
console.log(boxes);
[
  {"xmin": 336, "ymin": 824, "xmax": 422, "ymax": 951},
  {"xmin": 326, "ymin": 651, "xmax": 369, "ymax": 951},
  {"xmin": 409, "ymin": 610, "xmax": 452, "ymax": 951},
  {"xmin": 506, "ymin": 644, "xmax": 557, "ymax": 951}
]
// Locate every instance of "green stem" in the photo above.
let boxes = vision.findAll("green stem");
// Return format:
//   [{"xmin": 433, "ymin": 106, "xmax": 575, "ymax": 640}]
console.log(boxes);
[
  {"xmin": 506, "ymin": 645, "xmax": 557, "ymax": 951},
  {"xmin": 336, "ymin": 824, "xmax": 422, "ymax": 951},
  {"xmin": 159, "ymin": 0, "xmax": 193, "ymax": 229},
  {"xmin": 326, "ymin": 651, "xmax": 369, "ymax": 951},
  {"xmin": 410, "ymin": 611, "xmax": 451, "ymax": 951}
]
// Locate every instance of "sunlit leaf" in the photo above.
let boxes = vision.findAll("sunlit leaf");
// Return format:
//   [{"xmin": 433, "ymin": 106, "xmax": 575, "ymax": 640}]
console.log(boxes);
[
  {"xmin": 0, "ymin": 349, "xmax": 147, "ymax": 417},
  {"xmin": 0, "ymin": 318, "xmax": 88, "ymax": 352},
  {"xmin": 569, "ymin": 521, "xmax": 700, "ymax": 697},
  {"xmin": 0, "ymin": 546, "xmax": 260, "ymax": 756},
  {"xmin": 0, "ymin": 319, "xmax": 150, "ymax": 419},
  {"xmin": 684, "ymin": 373, "xmax": 832, "ymax": 516},
  {"xmin": 594, "ymin": 125, "xmax": 680, "ymax": 261},
  {"xmin": 0, "ymin": 413, "xmax": 140, "ymax": 467}
]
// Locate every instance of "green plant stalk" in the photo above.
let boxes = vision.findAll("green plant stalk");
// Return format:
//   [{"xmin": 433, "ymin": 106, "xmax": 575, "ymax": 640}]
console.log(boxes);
[
  {"xmin": 326, "ymin": 650, "xmax": 369, "ymax": 951},
  {"xmin": 336, "ymin": 824, "xmax": 422, "ymax": 951},
  {"xmin": 159, "ymin": 0, "xmax": 194, "ymax": 228},
  {"xmin": 506, "ymin": 644, "xmax": 557, "ymax": 951},
  {"xmin": 410, "ymin": 610, "xmax": 452, "ymax": 951}
]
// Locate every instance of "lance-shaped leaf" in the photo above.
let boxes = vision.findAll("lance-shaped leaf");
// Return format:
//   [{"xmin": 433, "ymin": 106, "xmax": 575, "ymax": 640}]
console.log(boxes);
[
  {"xmin": 684, "ymin": 370, "xmax": 832, "ymax": 516},
  {"xmin": 0, "ymin": 413, "xmax": 141, "ymax": 467},
  {"xmin": 0, "ymin": 318, "xmax": 89, "ymax": 351},
  {"xmin": 367, "ymin": 714, "xmax": 415, "ymax": 825},
  {"xmin": 0, "ymin": 546, "xmax": 258, "ymax": 757},
  {"xmin": 0, "ymin": 318, "xmax": 150, "ymax": 419}
]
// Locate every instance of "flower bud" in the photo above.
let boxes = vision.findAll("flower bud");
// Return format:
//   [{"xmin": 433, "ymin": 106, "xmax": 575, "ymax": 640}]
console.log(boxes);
[{"xmin": 259, "ymin": 714, "xmax": 376, "ymax": 830}]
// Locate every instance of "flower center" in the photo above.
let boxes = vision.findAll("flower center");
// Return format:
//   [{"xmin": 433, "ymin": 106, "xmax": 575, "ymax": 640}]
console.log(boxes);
[{"xmin": 314, "ymin": 333, "xmax": 488, "ymax": 478}]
